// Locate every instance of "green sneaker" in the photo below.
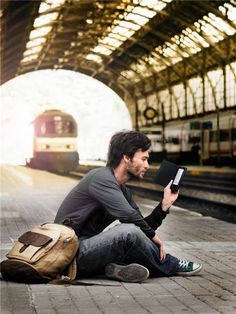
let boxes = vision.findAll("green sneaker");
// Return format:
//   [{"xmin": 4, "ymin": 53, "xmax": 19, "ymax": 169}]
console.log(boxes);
[
  {"xmin": 105, "ymin": 263, "xmax": 149, "ymax": 283},
  {"xmin": 177, "ymin": 259, "xmax": 202, "ymax": 276}
]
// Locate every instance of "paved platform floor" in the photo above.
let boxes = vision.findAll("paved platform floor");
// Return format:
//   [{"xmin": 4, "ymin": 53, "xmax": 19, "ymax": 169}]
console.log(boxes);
[{"xmin": 1, "ymin": 164, "xmax": 236, "ymax": 314}]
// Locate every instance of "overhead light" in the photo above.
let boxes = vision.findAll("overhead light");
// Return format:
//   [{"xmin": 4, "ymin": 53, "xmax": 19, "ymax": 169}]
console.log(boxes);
[
  {"xmin": 96, "ymin": 2, "xmax": 104, "ymax": 9},
  {"xmin": 86, "ymin": 19, "xmax": 93, "ymax": 24}
]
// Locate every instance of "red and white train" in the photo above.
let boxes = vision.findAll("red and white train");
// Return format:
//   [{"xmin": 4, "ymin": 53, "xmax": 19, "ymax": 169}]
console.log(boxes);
[{"xmin": 26, "ymin": 109, "xmax": 79, "ymax": 173}]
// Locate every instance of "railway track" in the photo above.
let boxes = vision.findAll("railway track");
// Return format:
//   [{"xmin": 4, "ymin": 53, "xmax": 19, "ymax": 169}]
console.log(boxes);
[
  {"xmin": 69, "ymin": 165, "xmax": 236, "ymax": 223},
  {"xmin": 142, "ymin": 169, "xmax": 236, "ymax": 194}
]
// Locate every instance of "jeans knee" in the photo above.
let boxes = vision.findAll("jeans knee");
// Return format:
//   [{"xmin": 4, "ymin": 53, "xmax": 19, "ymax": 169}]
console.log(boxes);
[
  {"xmin": 117, "ymin": 223, "xmax": 147, "ymax": 243},
  {"xmin": 127, "ymin": 223, "xmax": 143, "ymax": 235}
]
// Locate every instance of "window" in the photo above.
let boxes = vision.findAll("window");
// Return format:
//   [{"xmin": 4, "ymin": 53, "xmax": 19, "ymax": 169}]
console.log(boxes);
[{"xmin": 35, "ymin": 118, "xmax": 76, "ymax": 137}]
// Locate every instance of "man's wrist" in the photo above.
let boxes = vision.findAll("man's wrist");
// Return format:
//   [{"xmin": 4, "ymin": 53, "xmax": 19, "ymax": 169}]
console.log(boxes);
[{"xmin": 161, "ymin": 200, "xmax": 170, "ymax": 213}]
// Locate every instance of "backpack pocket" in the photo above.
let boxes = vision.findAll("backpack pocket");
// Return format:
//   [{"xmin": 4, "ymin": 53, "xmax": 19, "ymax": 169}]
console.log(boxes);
[
  {"xmin": 6, "ymin": 229, "xmax": 60, "ymax": 263},
  {"xmin": 18, "ymin": 231, "xmax": 53, "ymax": 253}
]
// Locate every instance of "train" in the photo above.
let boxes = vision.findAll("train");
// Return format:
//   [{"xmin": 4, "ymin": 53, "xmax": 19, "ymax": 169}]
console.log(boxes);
[
  {"xmin": 140, "ymin": 110, "xmax": 236, "ymax": 166},
  {"xmin": 26, "ymin": 109, "xmax": 79, "ymax": 173}
]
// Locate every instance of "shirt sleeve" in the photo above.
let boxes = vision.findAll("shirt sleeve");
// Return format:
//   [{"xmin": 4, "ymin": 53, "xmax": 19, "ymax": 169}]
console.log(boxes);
[
  {"xmin": 89, "ymin": 172, "xmax": 156, "ymax": 239},
  {"xmin": 123, "ymin": 187, "xmax": 168, "ymax": 231},
  {"xmin": 144, "ymin": 202, "xmax": 168, "ymax": 230}
]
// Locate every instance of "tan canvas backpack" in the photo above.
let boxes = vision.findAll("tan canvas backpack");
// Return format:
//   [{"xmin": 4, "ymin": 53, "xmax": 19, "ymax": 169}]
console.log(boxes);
[{"xmin": 0, "ymin": 223, "xmax": 79, "ymax": 283}]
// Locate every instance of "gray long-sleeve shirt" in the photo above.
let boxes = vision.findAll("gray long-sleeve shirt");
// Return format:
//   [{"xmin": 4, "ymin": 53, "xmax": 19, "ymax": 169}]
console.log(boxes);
[{"xmin": 54, "ymin": 167, "xmax": 167, "ymax": 238}]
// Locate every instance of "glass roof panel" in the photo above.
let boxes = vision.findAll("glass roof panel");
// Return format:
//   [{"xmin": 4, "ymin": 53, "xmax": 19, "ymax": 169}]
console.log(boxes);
[
  {"xmin": 39, "ymin": 0, "xmax": 66, "ymax": 13},
  {"xmin": 179, "ymin": 35, "xmax": 200, "ymax": 54},
  {"xmin": 120, "ymin": 69, "xmax": 136, "ymax": 80},
  {"xmin": 23, "ymin": 46, "xmax": 42, "ymax": 57},
  {"xmin": 86, "ymin": 54, "xmax": 103, "ymax": 63},
  {"xmin": 34, "ymin": 12, "xmax": 59, "ymax": 28},
  {"xmin": 190, "ymin": 31, "xmax": 210, "ymax": 48},
  {"xmin": 125, "ymin": 12, "xmax": 149, "ymax": 26},
  {"xmin": 201, "ymin": 19, "xmax": 224, "ymax": 42},
  {"xmin": 108, "ymin": 32, "xmax": 127, "ymax": 41},
  {"xmin": 146, "ymin": 55, "xmax": 166, "ymax": 71},
  {"xmin": 132, "ymin": 6, "xmax": 156, "ymax": 18},
  {"xmin": 208, "ymin": 13, "xmax": 235, "ymax": 36},
  {"xmin": 102, "ymin": 37, "xmax": 123, "ymax": 48},
  {"xmin": 29, "ymin": 26, "xmax": 52, "ymax": 40},
  {"xmin": 136, "ymin": 62, "xmax": 153, "ymax": 77},
  {"xmin": 112, "ymin": 25, "xmax": 135, "ymax": 37},
  {"xmin": 119, "ymin": 20, "xmax": 141, "ymax": 31},
  {"xmin": 224, "ymin": 2, "xmax": 236, "ymax": 22},
  {"xmin": 21, "ymin": 55, "xmax": 38, "ymax": 63},
  {"xmin": 93, "ymin": 46, "xmax": 113, "ymax": 55},
  {"xmin": 120, "ymin": 70, "xmax": 146, "ymax": 83},
  {"xmin": 39, "ymin": 3, "xmax": 51, "ymax": 13},
  {"xmin": 26, "ymin": 38, "xmax": 46, "ymax": 49},
  {"xmin": 140, "ymin": 0, "xmax": 171, "ymax": 11}
]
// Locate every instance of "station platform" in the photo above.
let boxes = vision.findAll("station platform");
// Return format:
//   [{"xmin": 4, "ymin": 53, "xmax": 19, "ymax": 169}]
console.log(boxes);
[{"xmin": 1, "ymin": 164, "xmax": 236, "ymax": 314}]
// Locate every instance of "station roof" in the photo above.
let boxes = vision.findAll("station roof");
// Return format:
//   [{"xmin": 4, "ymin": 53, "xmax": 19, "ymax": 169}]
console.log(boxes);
[{"xmin": 1, "ymin": 0, "xmax": 236, "ymax": 99}]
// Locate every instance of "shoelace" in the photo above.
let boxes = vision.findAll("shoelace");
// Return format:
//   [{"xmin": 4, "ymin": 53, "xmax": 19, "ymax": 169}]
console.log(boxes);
[{"xmin": 178, "ymin": 260, "xmax": 190, "ymax": 267}]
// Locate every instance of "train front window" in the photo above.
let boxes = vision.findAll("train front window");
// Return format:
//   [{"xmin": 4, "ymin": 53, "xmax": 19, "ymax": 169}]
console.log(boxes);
[
  {"xmin": 54, "ymin": 120, "xmax": 64, "ymax": 134},
  {"xmin": 55, "ymin": 120, "xmax": 75, "ymax": 135},
  {"xmin": 36, "ymin": 119, "xmax": 76, "ymax": 137}
]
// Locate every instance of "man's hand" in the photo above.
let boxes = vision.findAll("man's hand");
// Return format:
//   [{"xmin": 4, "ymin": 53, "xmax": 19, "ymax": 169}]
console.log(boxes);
[
  {"xmin": 161, "ymin": 180, "xmax": 179, "ymax": 211},
  {"xmin": 152, "ymin": 234, "xmax": 165, "ymax": 261}
]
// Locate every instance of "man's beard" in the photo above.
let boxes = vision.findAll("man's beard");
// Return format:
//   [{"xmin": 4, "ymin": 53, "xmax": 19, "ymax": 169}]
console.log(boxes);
[{"xmin": 127, "ymin": 170, "xmax": 142, "ymax": 181}]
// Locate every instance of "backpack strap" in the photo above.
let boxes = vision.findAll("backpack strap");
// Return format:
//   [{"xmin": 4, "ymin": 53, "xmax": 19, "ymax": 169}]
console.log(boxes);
[
  {"xmin": 61, "ymin": 257, "xmax": 77, "ymax": 281},
  {"xmin": 62, "ymin": 219, "xmax": 80, "ymax": 238},
  {"xmin": 49, "ymin": 257, "xmax": 76, "ymax": 284}
]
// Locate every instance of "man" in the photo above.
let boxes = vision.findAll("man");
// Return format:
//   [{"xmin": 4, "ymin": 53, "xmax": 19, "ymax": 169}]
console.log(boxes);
[{"xmin": 54, "ymin": 130, "xmax": 202, "ymax": 282}]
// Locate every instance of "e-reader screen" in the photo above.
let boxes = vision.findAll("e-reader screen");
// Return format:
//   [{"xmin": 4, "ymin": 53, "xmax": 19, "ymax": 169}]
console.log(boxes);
[{"xmin": 173, "ymin": 168, "xmax": 185, "ymax": 185}]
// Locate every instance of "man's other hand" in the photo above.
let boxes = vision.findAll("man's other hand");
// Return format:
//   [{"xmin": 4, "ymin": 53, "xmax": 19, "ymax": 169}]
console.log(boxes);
[{"xmin": 152, "ymin": 234, "xmax": 165, "ymax": 261}]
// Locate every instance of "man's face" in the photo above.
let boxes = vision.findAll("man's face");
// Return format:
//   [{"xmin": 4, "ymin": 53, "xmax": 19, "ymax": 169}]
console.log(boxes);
[{"xmin": 126, "ymin": 149, "xmax": 149, "ymax": 179}]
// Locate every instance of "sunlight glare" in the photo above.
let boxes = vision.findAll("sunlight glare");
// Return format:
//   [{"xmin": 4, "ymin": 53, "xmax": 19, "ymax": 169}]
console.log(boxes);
[{"xmin": 0, "ymin": 70, "xmax": 132, "ymax": 164}]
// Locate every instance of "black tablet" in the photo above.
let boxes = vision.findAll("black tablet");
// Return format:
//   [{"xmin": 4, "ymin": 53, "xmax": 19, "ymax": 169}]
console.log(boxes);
[{"xmin": 155, "ymin": 160, "xmax": 187, "ymax": 192}]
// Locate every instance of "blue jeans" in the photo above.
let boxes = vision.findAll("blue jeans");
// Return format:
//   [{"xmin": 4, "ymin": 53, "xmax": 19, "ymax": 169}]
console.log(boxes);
[{"xmin": 76, "ymin": 223, "xmax": 179, "ymax": 278}]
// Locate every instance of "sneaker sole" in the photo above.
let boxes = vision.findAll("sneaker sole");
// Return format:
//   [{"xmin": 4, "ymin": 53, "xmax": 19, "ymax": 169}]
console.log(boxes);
[
  {"xmin": 176, "ymin": 264, "xmax": 202, "ymax": 276},
  {"xmin": 105, "ymin": 263, "xmax": 149, "ymax": 283}
]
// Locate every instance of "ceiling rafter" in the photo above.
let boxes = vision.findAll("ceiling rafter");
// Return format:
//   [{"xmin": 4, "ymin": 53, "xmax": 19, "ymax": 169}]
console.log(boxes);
[{"xmin": 1, "ymin": 0, "xmax": 235, "ymax": 107}]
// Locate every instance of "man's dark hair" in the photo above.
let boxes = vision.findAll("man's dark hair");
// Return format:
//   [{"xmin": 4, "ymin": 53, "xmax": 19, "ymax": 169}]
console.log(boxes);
[{"xmin": 106, "ymin": 130, "xmax": 151, "ymax": 168}]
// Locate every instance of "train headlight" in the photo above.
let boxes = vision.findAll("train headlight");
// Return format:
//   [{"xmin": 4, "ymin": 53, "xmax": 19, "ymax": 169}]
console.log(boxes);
[
  {"xmin": 41, "ymin": 144, "xmax": 50, "ymax": 149},
  {"xmin": 66, "ymin": 144, "xmax": 74, "ymax": 149}
]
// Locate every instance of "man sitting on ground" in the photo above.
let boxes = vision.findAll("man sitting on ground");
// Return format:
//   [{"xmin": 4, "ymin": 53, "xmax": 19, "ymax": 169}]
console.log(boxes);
[{"xmin": 54, "ymin": 130, "xmax": 202, "ymax": 282}]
